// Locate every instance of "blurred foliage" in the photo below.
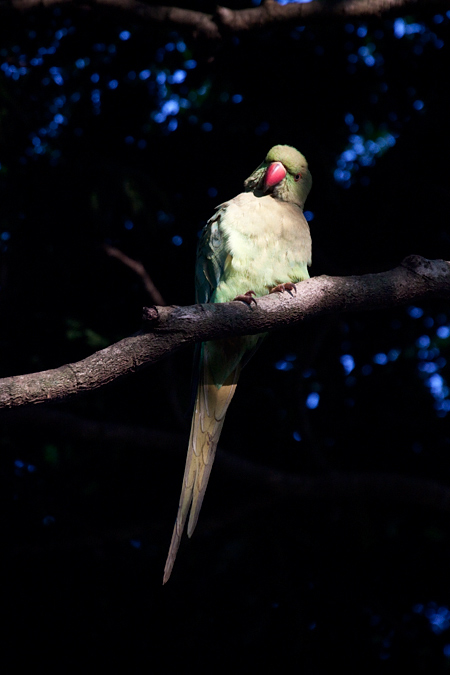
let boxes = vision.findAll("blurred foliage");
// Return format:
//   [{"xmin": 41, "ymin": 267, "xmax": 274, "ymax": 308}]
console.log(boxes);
[{"xmin": 1, "ymin": 2, "xmax": 450, "ymax": 671}]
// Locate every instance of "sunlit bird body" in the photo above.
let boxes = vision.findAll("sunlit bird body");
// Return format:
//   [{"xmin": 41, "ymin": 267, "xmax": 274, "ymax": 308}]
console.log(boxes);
[{"xmin": 163, "ymin": 145, "xmax": 313, "ymax": 583}]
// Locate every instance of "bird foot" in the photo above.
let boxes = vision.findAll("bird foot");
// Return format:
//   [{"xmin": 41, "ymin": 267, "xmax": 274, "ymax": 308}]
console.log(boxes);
[
  {"xmin": 270, "ymin": 282, "xmax": 297, "ymax": 295},
  {"xmin": 233, "ymin": 290, "xmax": 257, "ymax": 305}
]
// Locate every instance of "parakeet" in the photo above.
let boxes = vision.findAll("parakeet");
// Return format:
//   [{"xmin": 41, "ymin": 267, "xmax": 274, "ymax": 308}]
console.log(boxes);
[{"xmin": 163, "ymin": 144, "xmax": 312, "ymax": 583}]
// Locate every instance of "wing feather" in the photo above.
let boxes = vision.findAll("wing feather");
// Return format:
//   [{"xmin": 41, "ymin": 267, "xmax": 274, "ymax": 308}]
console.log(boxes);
[{"xmin": 195, "ymin": 204, "xmax": 231, "ymax": 303}]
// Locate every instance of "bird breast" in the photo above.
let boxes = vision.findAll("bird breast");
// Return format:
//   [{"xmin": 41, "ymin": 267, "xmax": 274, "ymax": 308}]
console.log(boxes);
[{"xmin": 216, "ymin": 191, "xmax": 311, "ymax": 300}]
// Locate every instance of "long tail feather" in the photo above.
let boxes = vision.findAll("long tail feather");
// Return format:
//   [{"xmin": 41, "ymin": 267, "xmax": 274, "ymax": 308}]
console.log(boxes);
[{"xmin": 163, "ymin": 353, "xmax": 240, "ymax": 584}]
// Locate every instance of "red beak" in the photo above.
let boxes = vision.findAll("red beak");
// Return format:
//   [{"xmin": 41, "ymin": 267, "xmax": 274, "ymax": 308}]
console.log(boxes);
[{"xmin": 264, "ymin": 161, "xmax": 286, "ymax": 188}]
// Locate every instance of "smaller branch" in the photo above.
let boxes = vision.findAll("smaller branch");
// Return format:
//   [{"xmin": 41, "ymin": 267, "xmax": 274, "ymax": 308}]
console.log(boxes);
[
  {"xmin": 104, "ymin": 244, "xmax": 166, "ymax": 306},
  {"xmin": 102, "ymin": 245, "xmax": 185, "ymax": 426}
]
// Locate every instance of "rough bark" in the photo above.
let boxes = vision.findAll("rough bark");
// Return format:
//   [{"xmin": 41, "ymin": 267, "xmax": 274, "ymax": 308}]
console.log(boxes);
[
  {"xmin": 1, "ymin": 256, "xmax": 449, "ymax": 410},
  {"xmin": 1, "ymin": 0, "xmax": 448, "ymax": 41}
]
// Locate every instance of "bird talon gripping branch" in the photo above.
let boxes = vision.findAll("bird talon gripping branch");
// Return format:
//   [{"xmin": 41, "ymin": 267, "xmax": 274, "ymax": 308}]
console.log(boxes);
[
  {"xmin": 233, "ymin": 290, "xmax": 257, "ymax": 305},
  {"xmin": 163, "ymin": 145, "xmax": 312, "ymax": 583},
  {"xmin": 270, "ymin": 282, "xmax": 297, "ymax": 295}
]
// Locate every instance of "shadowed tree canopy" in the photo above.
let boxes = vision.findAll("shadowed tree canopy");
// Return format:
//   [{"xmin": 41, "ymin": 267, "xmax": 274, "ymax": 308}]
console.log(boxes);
[{"xmin": 1, "ymin": 0, "xmax": 450, "ymax": 671}]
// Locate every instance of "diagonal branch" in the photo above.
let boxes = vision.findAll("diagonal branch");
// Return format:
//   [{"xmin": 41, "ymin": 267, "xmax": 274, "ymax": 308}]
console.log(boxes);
[
  {"xmin": 1, "ymin": 255, "xmax": 449, "ymax": 410},
  {"xmin": 104, "ymin": 244, "xmax": 167, "ymax": 306}
]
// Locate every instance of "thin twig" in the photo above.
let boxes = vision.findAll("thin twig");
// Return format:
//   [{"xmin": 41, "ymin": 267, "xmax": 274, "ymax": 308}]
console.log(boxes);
[{"xmin": 104, "ymin": 244, "xmax": 166, "ymax": 306}]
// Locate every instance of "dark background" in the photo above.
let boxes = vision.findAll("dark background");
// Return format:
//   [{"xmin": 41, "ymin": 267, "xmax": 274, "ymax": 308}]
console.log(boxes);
[{"xmin": 1, "ymin": 1, "xmax": 450, "ymax": 671}]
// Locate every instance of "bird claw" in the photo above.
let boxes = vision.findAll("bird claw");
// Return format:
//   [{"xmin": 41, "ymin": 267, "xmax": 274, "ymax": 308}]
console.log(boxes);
[
  {"xmin": 233, "ymin": 290, "xmax": 257, "ymax": 305},
  {"xmin": 270, "ymin": 282, "xmax": 297, "ymax": 295}
]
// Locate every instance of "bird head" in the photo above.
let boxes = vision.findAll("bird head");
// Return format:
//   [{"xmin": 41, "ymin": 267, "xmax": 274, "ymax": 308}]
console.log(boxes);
[{"xmin": 244, "ymin": 144, "xmax": 312, "ymax": 209}]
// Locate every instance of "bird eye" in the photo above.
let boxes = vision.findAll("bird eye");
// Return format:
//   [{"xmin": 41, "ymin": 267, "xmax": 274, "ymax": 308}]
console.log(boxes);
[{"xmin": 294, "ymin": 173, "xmax": 302, "ymax": 182}]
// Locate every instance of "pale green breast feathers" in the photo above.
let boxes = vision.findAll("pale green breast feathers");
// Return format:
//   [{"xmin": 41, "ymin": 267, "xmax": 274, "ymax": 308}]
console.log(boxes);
[{"xmin": 196, "ymin": 145, "xmax": 312, "ymax": 305}]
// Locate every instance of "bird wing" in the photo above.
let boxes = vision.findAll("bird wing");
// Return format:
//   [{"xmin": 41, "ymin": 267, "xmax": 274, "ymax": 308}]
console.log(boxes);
[{"xmin": 195, "ymin": 203, "xmax": 232, "ymax": 303}]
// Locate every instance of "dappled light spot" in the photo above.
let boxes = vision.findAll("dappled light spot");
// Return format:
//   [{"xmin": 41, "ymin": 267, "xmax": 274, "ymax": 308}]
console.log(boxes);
[
  {"xmin": 414, "ymin": 602, "xmax": 450, "ymax": 635},
  {"xmin": 277, "ymin": 0, "xmax": 312, "ymax": 5},
  {"xmin": 427, "ymin": 373, "xmax": 446, "ymax": 398},
  {"xmin": 437, "ymin": 326, "xmax": 450, "ymax": 339},
  {"xmin": 170, "ymin": 69, "xmax": 186, "ymax": 84},
  {"xmin": 418, "ymin": 362, "xmax": 438, "ymax": 374},
  {"xmin": 162, "ymin": 99, "xmax": 179, "ymax": 116},
  {"xmin": 334, "ymin": 125, "xmax": 397, "ymax": 186},
  {"xmin": 408, "ymin": 306, "xmax": 424, "ymax": 319},
  {"xmin": 275, "ymin": 360, "xmax": 294, "ymax": 371},
  {"xmin": 416, "ymin": 335, "xmax": 430, "ymax": 349},
  {"xmin": 306, "ymin": 393, "xmax": 320, "ymax": 409},
  {"xmin": 340, "ymin": 354, "xmax": 355, "ymax": 375}
]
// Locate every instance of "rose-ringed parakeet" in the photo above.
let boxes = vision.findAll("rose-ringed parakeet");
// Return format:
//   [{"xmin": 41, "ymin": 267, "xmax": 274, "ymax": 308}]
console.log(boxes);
[{"xmin": 163, "ymin": 145, "xmax": 312, "ymax": 583}]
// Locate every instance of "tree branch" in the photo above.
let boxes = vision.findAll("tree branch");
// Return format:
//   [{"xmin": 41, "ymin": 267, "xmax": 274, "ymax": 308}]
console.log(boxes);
[
  {"xmin": 3, "ymin": 0, "xmax": 448, "ymax": 40},
  {"xmin": 214, "ymin": 0, "xmax": 450, "ymax": 38},
  {"xmin": 104, "ymin": 244, "xmax": 167, "ymax": 306},
  {"xmin": 1, "ymin": 255, "xmax": 449, "ymax": 410},
  {"xmin": 4, "ymin": 408, "xmax": 450, "ymax": 518}
]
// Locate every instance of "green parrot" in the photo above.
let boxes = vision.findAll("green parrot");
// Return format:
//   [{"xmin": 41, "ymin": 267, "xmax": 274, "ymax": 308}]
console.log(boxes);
[{"xmin": 163, "ymin": 144, "xmax": 312, "ymax": 583}]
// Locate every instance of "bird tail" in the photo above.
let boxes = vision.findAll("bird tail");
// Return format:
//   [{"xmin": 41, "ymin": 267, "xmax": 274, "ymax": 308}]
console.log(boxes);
[{"xmin": 163, "ymin": 351, "xmax": 240, "ymax": 584}]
